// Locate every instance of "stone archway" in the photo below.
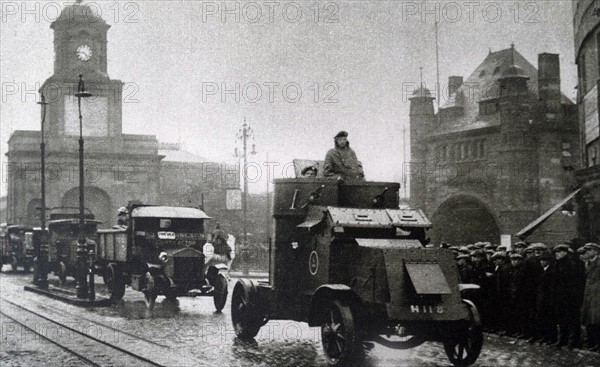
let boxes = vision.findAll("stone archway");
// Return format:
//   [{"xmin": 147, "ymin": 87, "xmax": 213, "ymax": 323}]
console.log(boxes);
[
  {"xmin": 429, "ymin": 195, "xmax": 500, "ymax": 245},
  {"xmin": 61, "ymin": 187, "xmax": 112, "ymax": 228}
]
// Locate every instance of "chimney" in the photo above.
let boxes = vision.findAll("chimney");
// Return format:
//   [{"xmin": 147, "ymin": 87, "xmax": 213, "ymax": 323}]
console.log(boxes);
[
  {"xmin": 448, "ymin": 76, "xmax": 463, "ymax": 96},
  {"xmin": 538, "ymin": 53, "xmax": 561, "ymax": 115}
]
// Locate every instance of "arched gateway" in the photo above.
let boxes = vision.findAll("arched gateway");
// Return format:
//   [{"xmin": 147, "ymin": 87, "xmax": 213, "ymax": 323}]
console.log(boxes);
[
  {"xmin": 429, "ymin": 195, "xmax": 500, "ymax": 245},
  {"xmin": 61, "ymin": 187, "xmax": 112, "ymax": 228}
]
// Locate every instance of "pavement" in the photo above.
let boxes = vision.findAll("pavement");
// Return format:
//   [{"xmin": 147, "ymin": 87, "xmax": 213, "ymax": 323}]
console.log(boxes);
[{"xmin": 1, "ymin": 270, "xmax": 600, "ymax": 367}]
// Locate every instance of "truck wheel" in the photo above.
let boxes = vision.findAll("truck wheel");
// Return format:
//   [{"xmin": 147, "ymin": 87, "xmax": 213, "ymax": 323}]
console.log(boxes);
[
  {"xmin": 213, "ymin": 273, "xmax": 228, "ymax": 312},
  {"xmin": 144, "ymin": 272, "xmax": 157, "ymax": 310},
  {"xmin": 443, "ymin": 300, "xmax": 483, "ymax": 367},
  {"xmin": 57, "ymin": 261, "xmax": 67, "ymax": 284},
  {"xmin": 105, "ymin": 264, "xmax": 125, "ymax": 301},
  {"xmin": 231, "ymin": 280, "xmax": 262, "ymax": 339},
  {"xmin": 321, "ymin": 300, "xmax": 361, "ymax": 366}
]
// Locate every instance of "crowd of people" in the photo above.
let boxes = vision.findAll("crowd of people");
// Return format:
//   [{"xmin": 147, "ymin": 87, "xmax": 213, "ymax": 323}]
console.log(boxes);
[{"xmin": 442, "ymin": 240, "xmax": 600, "ymax": 352}]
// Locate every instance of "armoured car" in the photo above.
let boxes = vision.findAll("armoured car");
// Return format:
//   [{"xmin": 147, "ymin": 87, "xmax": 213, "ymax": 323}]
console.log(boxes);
[{"xmin": 231, "ymin": 175, "xmax": 483, "ymax": 366}]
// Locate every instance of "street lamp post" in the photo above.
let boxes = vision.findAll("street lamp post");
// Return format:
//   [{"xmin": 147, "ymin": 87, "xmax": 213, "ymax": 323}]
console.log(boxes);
[
  {"xmin": 36, "ymin": 92, "xmax": 49, "ymax": 288},
  {"xmin": 75, "ymin": 74, "xmax": 92, "ymax": 299},
  {"xmin": 235, "ymin": 118, "xmax": 256, "ymax": 275}
]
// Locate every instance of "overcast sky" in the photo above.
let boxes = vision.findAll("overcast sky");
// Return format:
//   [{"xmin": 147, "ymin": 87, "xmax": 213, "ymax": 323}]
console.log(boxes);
[{"xmin": 0, "ymin": 0, "xmax": 578, "ymax": 196}]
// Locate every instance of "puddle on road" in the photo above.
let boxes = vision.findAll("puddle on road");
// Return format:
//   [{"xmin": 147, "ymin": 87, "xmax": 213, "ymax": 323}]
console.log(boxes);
[{"xmin": 94, "ymin": 298, "xmax": 183, "ymax": 319}]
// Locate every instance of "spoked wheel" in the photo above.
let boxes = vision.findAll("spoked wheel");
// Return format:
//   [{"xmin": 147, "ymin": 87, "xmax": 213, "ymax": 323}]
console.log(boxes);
[
  {"xmin": 104, "ymin": 263, "xmax": 126, "ymax": 301},
  {"xmin": 213, "ymin": 273, "xmax": 228, "ymax": 312},
  {"xmin": 144, "ymin": 272, "xmax": 157, "ymax": 311},
  {"xmin": 321, "ymin": 300, "xmax": 361, "ymax": 366},
  {"xmin": 231, "ymin": 280, "xmax": 262, "ymax": 339},
  {"xmin": 57, "ymin": 261, "xmax": 67, "ymax": 285},
  {"xmin": 443, "ymin": 300, "xmax": 483, "ymax": 367}
]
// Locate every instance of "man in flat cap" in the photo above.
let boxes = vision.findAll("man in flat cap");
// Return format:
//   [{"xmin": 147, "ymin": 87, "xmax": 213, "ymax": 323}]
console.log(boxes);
[
  {"xmin": 324, "ymin": 131, "xmax": 365, "ymax": 180},
  {"xmin": 582, "ymin": 243, "xmax": 600, "ymax": 351},
  {"xmin": 552, "ymin": 243, "xmax": 584, "ymax": 348},
  {"xmin": 535, "ymin": 252, "xmax": 557, "ymax": 345},
  {"xmin": 508, "ymin": 252, "xmax": 526, "ymax": 337}
]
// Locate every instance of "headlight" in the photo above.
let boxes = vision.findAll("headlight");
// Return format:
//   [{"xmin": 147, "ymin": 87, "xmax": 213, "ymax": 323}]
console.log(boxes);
[{"xmin": 158, "ymin": 251, "xmax": 168, "ymax": 263}]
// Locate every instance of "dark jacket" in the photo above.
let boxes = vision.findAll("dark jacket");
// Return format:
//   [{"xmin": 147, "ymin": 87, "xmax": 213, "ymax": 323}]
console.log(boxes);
[
  {"xmin": 582, "ymin": 256, "xmax": 600, "ymax": 325},
  {"xmin": 553, "ymin": 256, "xmax": 583, "ymax": 312},
  {"xmin": 323, "ymin": 141, "xmax": 364, "ymax": 180}
]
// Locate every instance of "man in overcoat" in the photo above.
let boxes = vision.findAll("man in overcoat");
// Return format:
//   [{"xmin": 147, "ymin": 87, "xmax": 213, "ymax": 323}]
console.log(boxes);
[
  {"xmin": 581, "ymin": 242, "xmax": 600, "ymax": 351},
  {"xmin": 323, "ymin": 131, "xmax": 364, "ymax": 180}
]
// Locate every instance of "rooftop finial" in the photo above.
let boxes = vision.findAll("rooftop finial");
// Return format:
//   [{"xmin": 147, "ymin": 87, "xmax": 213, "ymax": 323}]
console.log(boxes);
[{"xmin": 510, "ymin": 42, "xmax": 515, "ymax": 65}]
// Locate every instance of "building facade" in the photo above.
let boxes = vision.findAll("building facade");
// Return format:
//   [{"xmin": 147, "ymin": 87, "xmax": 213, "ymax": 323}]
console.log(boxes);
[
  {"xmin": 573, "ymin": 0, "xmax": 600, "ymax": 242},
  {"xmin": 410, "ymin": 46, "xmax": 580, "ymax": 245},
  {"xmin": 5, "ymin": 3, "xmax": 248, "ymax": 239}
]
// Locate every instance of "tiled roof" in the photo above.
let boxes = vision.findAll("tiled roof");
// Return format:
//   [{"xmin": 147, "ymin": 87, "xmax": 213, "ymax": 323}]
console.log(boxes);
[{"xmin": 435, "ymin": 47, "xmax": 573, "ymax": 135}]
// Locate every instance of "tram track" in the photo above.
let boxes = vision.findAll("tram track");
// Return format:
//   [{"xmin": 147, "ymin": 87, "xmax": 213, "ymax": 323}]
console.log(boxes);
[{"xmin": 0, "ymin": 297, "xmax": 206, "ymax": 366}]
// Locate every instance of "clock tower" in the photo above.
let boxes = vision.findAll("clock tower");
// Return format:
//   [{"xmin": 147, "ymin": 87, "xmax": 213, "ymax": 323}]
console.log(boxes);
[{"xmin": 41, "ymin": 0, "xmax": 123, "ymax": 138}]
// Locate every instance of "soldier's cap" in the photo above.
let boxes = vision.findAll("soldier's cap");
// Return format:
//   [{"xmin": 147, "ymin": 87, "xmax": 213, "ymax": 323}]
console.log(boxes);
[
  {"xmin": 553, "ymin": 244, "xmax": 570, "ymax": 252},
  {"xmin": 484, "ymin": 243, "xmax": 496, "ymax": 250},
  {"xmin": 466, "ymin": 244, "xmax": 476, "ymax": 250},
  {"xmin": 583, "ymin": 243, "xmax": 600, "ymax": 252},
  {"xmin": 458, "ymin": 246, "xmax": 470, "ymax": 254},
  {"xmin": 576, "ymin": 246, "xmax": 587, "ymax": 254},
  {"xmin": 523, "ymin": 246, "xmax": 534, "ymax": 253},
  {"xmin": 530, "ymin": 243, "xmax": 547, "ymax": 250},
  {"xmin": 491, "ymin": 252, "xmax": 507, "ymax": 260},
  {"xmin": 510, "ymin": 253, "xmax": 524, "ymax": 259},
  {"xmin": 485, "ymin": 249, "xmax": 495, "ymax": 254},
  {"xmin": 456, "ymin": 254, "xmax": 470, "ymax": 260},
  {"xmin": 334, "ymin": 131, "xmax": 348, "ymax": 139},
  {"xmin": 301, "ymin": 165, "xmax": 318, "ymax": 175},
  {"xmin": 474, "ymin": 243, "xmax": 485, "ymax": 249},
  {"xmin": 497, "ymin": 245, "xmax": 508, "ymax": 250},
  {"xmin": 514, "ymin": 241, "xmax": 528, "ymax": 248},
  {"xmin": 118, "ymin": 206, "xmax": 128, "ymax": 214}
]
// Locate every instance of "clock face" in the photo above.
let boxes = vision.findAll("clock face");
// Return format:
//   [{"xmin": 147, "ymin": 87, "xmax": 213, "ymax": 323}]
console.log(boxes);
[{"xmin": 76, "ymin": 44, "xmax": 92, "ymax": 61}]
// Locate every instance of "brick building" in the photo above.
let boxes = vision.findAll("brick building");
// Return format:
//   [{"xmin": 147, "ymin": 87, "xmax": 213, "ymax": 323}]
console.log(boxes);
[
  {"xmin": 573, "ymin": 0, "xmax": 600, "ymax": 242},
  {"xmin": 5, "ymin": 2, "xmax": 260, "ymax": 240},
  {"xmin": 410, "ymin": 46, "xmax": 580, "ymax": 245}
]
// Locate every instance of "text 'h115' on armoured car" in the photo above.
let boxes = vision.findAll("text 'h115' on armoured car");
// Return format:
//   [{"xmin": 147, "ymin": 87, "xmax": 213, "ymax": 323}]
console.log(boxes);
[{"xmin": 231, "ymin": 160, "xmax": 483, "ymax": 367}]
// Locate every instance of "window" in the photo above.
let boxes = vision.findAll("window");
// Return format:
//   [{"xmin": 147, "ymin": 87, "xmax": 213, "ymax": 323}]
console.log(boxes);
[
  {"xmin": 480, "ymin": 101, "xmax": 498, "ymax": 115},
  {"xmin": 589, "ymin": 145, "xmax": 598, "ymax": 166},
  {"xmin": 579, "ymin": 53, "xmax": 587, "ymax": 94}
]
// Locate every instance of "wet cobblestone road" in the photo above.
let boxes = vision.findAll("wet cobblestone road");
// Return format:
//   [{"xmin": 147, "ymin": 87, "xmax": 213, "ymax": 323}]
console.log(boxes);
[{"xmin": 1, "ymin": 270, "xmax": 600, "ymax": 367}]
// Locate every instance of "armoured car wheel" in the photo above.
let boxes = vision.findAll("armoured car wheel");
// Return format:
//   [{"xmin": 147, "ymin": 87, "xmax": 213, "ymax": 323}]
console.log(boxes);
[
  {"xmin": 321, "ymin": 300, "xmax": 361, "ymax": 366},
  {"xmin": 443, "ymin": 300, "xmax": 483, "ymax": 367},
  {"xmin": 231, "ymin": 281, "xmax": 262, "ymax": 339},
  {"xmin": 213, "ymin": 273, "xmax": 228, "ymax": 312},
  {"xmin": 104, "ymin": 264, "xmax": 125, "ymax": 301},
  {"xmin": 57, "ymin": 261, "xmax": 67, "ymax": 284},
  {"xmin": 144, "ymin": 272, "xmax": 157, "ymax": 311}
]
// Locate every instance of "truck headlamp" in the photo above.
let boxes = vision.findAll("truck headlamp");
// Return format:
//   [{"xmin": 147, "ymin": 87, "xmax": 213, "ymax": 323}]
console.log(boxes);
[{"xmin": 159, "ymin": 251, "xmax": 169, "ymax": 263}]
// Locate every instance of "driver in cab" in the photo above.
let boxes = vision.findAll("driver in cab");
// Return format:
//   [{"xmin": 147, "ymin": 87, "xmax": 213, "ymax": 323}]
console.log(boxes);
[{"xmin": 323, "ymin": 131, "xmax": 365, "ymax": 181}]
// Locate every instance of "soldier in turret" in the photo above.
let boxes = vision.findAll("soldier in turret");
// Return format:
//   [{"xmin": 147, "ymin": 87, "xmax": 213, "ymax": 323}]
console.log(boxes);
[{"xmin": 323, "ymin": 131, "xmax": 364, "ymax": 180}]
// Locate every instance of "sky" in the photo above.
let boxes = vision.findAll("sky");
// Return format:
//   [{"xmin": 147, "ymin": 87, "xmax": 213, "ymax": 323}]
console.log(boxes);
[{"xmin": 0, "ymin": 0, "xmax": 578, "ymax": 196}]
